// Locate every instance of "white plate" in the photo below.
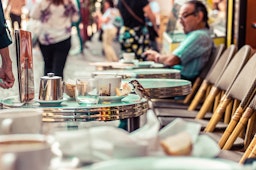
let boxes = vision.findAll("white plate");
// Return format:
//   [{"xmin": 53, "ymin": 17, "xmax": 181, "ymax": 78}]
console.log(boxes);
[
  {"xmin": 1, "ymin": 96, "xmax": 25, "ymax": 107},
  {"xmin": 36, "ymin": 99, "xmax": 65, "ymax": 106},
  {"xmin": 119, "ymin": 59, "xmax": 138, "ymax": 64},
  {"xmin": 99, "ymin": 95, "xmax": 127, "ymax": 102},
  {"xmin": 151, "ymin": 63, "xmax": 164, "ymax": 68},
  {"xmin": 135, "ymin": 61, "xmax": 154, "ymax": 68},
  {"xmin": 82, "ymin": 157, "xmax": 242, "ymax": 170}
]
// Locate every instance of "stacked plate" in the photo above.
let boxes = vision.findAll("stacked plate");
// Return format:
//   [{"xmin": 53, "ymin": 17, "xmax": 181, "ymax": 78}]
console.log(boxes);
[
  {"xmin": 92, "ymin": 69, "xmax": 181, "ymax": 79},
  {"xmin": 123, "ymin": 79, "xmax": 192, "ymax": 98}
]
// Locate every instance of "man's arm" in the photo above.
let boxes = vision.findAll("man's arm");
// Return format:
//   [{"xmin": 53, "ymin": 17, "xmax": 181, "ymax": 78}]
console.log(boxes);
[
  {"xmin": 0, "ymin": 46, "xmax": 15, "ymax": 89},
  {"xmin": 144, "ymin": 49, "xmax": 181, "ymax": 67},
  {"xmin": 0, "ymin": 46, "xmax": 12, "ymax": 67},
  {"xmin": 161, "ymin": 54, "xmax": 181, "ymax": 66}
]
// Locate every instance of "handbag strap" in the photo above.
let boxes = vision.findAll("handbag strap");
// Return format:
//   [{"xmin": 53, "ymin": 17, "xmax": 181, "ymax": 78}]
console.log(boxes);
[
  {"xmin": 121, "ymin": 0, "xmax": 144, "ymax": 24},
  {"xmin": 42, "ymin": 2, "xmax": 52, "ymax": 12}
]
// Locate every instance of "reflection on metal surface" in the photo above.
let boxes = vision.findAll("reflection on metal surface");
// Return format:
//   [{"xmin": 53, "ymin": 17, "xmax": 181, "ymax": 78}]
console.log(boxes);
[
  {"xmin": 146, "ymin": 85, "xmax": 191, "ymax": 98},
  {"xmin": 136, "ymin": 73, "xmax": 180, "ymax": 79},
  {"xmin": 15, "ymin": 30, "xmax": 35, "ymax": 103},
  {"xmin": 38, "ymin": 73, "xmax": 64, "ymax": 101},
  {"xmin": 1, "ymin": 95, "xmax": 148, "ymax": 132},
  {"xmin": 42, "ymin": 101, "xmax": 149, "ymax": 122}
]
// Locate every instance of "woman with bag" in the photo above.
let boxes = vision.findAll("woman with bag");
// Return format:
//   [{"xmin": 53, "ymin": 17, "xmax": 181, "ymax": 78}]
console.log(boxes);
[
  {"xmin": 30, "ymin": 0, "xmax": 79, "ymax": 79},
  {"xmin": 117, "ymin": 0, "xmax": 157, "ymax": 61}
]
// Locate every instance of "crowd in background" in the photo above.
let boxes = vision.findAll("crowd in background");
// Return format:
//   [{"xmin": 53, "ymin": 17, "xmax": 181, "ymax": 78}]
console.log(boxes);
[
  {"xmin": 1, "ymin": 0, "xmax": 225, "ymax": 81},
  {"xmin": 2, "ymin": 0, "xmax": 176, "ymax": 60},
  {"xmin": 2, "ymin": 0, "xmax": 226, "ymax": 53}
]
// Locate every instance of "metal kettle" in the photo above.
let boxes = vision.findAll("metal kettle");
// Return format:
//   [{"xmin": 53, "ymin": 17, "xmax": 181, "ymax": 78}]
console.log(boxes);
[{"xmin": 38, "ymin": 73, "xmax": 63, "ymax": 101}]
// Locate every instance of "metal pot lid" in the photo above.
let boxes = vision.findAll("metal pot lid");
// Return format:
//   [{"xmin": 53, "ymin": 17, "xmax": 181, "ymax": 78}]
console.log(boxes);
[{"xmin": 40, "ymin": 73, "xmax": 62, "ymax": 80}]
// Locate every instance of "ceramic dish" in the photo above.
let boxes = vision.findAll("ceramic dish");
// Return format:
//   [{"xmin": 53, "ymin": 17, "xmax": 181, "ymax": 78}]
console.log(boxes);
[
  {"xmin": 151, "ymin": 63, "xmax": 164, "ymax": 68},
  {"xmin": 36, "ymin": 99, "xmax": 66, "ymax": 107},
  {"xmin": 134, "ymin": 61, "xmax": 154, "ymax": 68},
  {"xmin": 119, "ymin": 59, "xmax": 139, "ymax": 64},
  {"xmin": 1, "ymin": 96, "xmax": 25, "ymax": 107},
  {"xmin": 82, "ymin": 157, "xmax": 242, "ymax": 170},
  {"xmin": 99, "ymin": 95, "xmax": 127, "ymax": 102}
]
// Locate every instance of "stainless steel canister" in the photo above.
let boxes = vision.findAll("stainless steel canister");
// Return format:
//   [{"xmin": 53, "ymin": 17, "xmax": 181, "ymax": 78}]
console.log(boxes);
[{"xmin": 38, "ymin": 73, "xmax": 63, "ymax": 101}]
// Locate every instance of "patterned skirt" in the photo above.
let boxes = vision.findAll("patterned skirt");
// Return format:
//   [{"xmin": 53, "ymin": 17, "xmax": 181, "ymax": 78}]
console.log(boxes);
[{"xmin": 119, "ymin": 25, "xmax": 150, "ymax": 61}]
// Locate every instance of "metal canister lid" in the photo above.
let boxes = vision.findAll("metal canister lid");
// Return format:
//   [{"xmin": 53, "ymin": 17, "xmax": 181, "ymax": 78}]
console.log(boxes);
[
  {"xmin": 41, "ymin": 73, "xmax": 62, "ymax": 80},
  {"xmin": 47, "ymin": 73, "xmax": 55, "ymax": 77}
]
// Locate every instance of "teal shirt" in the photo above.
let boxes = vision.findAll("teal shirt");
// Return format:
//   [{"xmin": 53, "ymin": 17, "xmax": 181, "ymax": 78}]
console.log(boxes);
[
  {"xmin": 0, "ymin": 0, "xmax": 12, "ymax": 49},
  {"xmin": 173, "ymin": 29, "xmax": 214, "ymax": 81}
]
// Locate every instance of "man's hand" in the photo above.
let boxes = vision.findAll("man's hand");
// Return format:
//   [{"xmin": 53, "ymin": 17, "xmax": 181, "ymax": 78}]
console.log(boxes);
[
  {"xmin": 0, "ymin": 47, "xmax": 15, "ymax": 89},
  {"xmin": 0, "ymin": 66, "xmax": 15, "ymax": 89},
  {"xmin": 143, "ymin": 50, "xmax": 160, "ymax": 62}
]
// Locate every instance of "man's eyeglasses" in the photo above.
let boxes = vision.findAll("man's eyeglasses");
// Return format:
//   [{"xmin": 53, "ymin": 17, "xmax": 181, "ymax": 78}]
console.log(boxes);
[{"xmin": 179, "ymin": 11, "xmax": 197, "ymax": 20}]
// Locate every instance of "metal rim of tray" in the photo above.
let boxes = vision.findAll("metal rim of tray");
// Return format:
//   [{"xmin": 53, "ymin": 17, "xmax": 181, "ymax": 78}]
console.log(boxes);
[
  {"xmin": 136, "ymin": 73, "xmax": 180, "ymax": 79},
  {"xmin": 92, "ymin": 69, "xmax": 181, "ymax": 79},
  {"xmin": 42, "ymin": 101, "xmax": 149, "ymax": 122},
  {"xmin": 0, "ymin": 95, "xmax": 149, "ymax": 122},
  {"xmin": 146, "ymin": 84, "xmax": 191, "ymax": 98}
]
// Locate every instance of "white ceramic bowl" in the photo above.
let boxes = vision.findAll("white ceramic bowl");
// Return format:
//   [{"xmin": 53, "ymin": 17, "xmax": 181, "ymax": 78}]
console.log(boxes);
[{"xmin": 123, "ymin": 53, "xmax": 135, "ymax": 62}]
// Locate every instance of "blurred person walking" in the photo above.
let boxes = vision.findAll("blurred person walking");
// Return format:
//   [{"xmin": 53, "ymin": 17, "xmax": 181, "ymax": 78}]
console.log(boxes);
[
  {"xmin": 72, "ymin": 0, "xmax": 83, "ymax": 54},
  {"xmin": 96, "ymin": 0, "xmax": 120, "ymax": 62},
  {"xmin": 117, "ymin": 0, "xmax": 157, "ymax": 61},
  {"xmin": 0, "ymin": 0, "xmax": 15, "ymax": 89},
  {"xmin": 156, "ymin": 0, "xmax": 173, "ymax": 51},
  {"xmin": 79, "ymin": 0, "xmax": 90, "ymax": 47},
  {"xmin": 210, "ymin": 0, "xmax": 226, "ymax": 36},
  {"xmin": 5, "ymin": 0, "xmax": 26, "ymax": 30},
  {"xmin": 30, "ymin": 0, "xmax": 79, "ymax": 79},
  {"xmin": 148, "ymin": 0, "xmax": 160, "ymax": 51},
  {"xmin": 167, "ymin": 0, "xmax": 190, "ymax": 33}
]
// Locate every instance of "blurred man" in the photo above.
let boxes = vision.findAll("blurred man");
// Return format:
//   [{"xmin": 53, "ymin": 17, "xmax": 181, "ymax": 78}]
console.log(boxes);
[{"xmin": 145, "ymin": 0, "xmax": 215, "ymax": 83}]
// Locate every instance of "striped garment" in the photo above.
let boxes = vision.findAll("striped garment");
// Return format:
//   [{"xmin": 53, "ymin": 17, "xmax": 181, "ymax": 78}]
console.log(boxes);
[{"xmin": 173, "ymin": 29, "xmax": 215, "ymax": 81}]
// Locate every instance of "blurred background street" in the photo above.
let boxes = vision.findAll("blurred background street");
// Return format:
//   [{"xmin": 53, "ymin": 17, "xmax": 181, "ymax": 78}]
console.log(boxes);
[
  {"xmin": 0, "ymin": 0, "xmax": 124, "ymax": 100},
  {"xmin": 0, "ymin": 30, "xmax": 121, "ymax": 100}
]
